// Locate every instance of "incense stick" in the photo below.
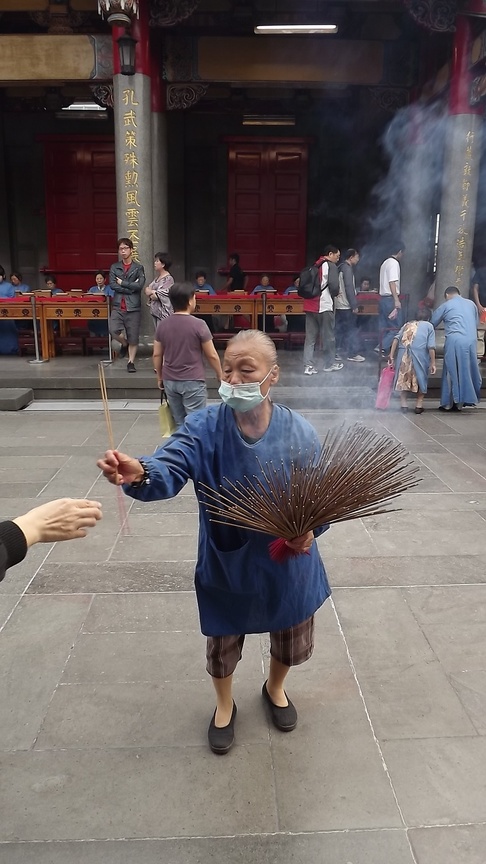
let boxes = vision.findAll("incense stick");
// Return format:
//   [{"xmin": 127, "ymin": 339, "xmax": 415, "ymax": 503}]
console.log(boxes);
[
  {"xmin": 199, "ymin": 423, "xmax": 421, "ymax": 562},
  {"xmin": 98, "ymin": 363, "xmax": 130, "ymax": 535}
]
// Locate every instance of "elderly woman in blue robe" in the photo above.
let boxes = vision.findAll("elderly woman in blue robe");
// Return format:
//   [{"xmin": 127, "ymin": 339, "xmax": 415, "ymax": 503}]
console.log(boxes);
[
  {"xmin": 97, "ymin": 330, "xmax": 331, "ymax": 755},
  {"xmin": 388, "ymin": 306, "xmax": 436, "ymax": 414},
  {"xmin": 432, "ymin": 285, "xmax": 481, "ymax": 411}
]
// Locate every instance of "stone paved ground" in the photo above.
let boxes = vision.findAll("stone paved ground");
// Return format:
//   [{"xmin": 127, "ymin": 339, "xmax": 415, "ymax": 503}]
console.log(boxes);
[{"xmin": 1, "ymin": 388, "xmax": 486, "ymax": 863}]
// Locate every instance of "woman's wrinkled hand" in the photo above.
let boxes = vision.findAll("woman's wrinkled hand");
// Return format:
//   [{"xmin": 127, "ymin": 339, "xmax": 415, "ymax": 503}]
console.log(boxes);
[
  {"xmin": 285, "ymin": 531, "xmax": 314, "ymax": 553},
  {"xmin": 96, "ymin": 449, "xmax": 144, "ymax": 486}
]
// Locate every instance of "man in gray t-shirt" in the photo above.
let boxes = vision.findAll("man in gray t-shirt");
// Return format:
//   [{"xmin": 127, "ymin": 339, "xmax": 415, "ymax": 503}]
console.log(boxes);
[{"xmin": 153, "ymin": 282, "xmax": 222, "ymax": 427}]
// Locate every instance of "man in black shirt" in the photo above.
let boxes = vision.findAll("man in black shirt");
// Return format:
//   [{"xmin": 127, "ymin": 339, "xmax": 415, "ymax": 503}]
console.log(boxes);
[{"xmin": 223, "ymin": 253, "xmax": 248, "ymax": 293}]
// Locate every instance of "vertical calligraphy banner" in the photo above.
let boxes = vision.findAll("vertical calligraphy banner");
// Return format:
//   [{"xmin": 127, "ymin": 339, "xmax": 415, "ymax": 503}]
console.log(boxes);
[
  {"xmin": 435, "ymin": 115, "xmax": 482, "ymax": 300},
  {"xmin": 113, "ymin": 71, "xmax": 153, "ymax": 340}
]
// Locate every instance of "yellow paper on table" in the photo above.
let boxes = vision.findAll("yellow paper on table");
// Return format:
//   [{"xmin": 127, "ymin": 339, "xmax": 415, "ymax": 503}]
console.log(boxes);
[{"xmin": 159, "ymin": 391, "xmax": 177, "ymax": 438}]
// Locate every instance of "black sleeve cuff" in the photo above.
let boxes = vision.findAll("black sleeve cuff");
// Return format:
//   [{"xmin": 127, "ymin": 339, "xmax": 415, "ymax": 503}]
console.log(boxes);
[{"xmin": 0, "ymin": 521, "xmax": 28, "ymax": 571}]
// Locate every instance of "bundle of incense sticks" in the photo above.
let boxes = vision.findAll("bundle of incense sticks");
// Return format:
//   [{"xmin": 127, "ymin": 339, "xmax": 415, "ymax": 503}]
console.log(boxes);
[
  {"xmin": 199, "ymin": 423, "xmax": 420, "ymax": 563},
  {"xmin": 98, "ymin": 363, "xmax": 129, "ymax": 535}
]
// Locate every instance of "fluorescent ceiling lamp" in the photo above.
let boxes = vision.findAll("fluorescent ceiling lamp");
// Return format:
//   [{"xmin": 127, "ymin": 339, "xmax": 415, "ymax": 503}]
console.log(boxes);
[
  {"xmin": 243, "ymin": 114, "xmax": 295, "ymax": 126},
  {"xmin": 254, "ymin": 24, "xmax": 338, "ymax": 34},
  {"xmin": 62, "ymin": 102, "xmax": 105, "ymax": 112},
  {"xmin": 57, "ymin": 102, "xmax": 108, "ymax": 120}
]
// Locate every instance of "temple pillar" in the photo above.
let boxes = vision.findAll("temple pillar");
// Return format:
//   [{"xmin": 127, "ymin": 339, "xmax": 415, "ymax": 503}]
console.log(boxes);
[
  {"xmin": 151, "ymin": 42, "xmax": 169, "ymax": 254},
  {"xmin": 434, "ymin": 15, "xmax": 483, "ymax": 302},
  {"xmin": 112, "ymin": 1, "xmax": 153, "ymax": 343},
  {"xmin": 400, "ymin": 105, "xmax": 437, "ymax": 313}
]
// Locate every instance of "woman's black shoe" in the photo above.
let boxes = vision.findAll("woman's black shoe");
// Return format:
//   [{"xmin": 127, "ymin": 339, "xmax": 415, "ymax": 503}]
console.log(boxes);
[
  {"xmin": 208, "ymin": 702, "xmax": 237, "ymax": 755},
  {"xmin": 262, "ymin": 681, "xmax": 297, "ymax": 732}
]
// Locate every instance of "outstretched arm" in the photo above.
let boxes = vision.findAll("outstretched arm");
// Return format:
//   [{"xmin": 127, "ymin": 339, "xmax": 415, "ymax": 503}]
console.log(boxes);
[{"xmin": 1, "ymin": 498, "xmax": 102, "ymax": 582}]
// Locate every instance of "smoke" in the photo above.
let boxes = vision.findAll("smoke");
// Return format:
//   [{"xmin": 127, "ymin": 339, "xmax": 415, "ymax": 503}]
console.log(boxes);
[{"xmin": 357, "ymin": 100, "xmax": 448, "ymax": 284}]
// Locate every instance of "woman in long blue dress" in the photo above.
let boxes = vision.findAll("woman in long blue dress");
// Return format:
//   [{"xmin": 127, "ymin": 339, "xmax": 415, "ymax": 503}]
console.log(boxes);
[
  {"xmin": 388, "ymin": 306, "xmax": 436, "ymax": 414},
  {"xmin": 0, "ymin": 266, "xmax": 19, "ymax": 355},
  {"xmin": 97, "ymin": 330, "xmax": 331, "ymax": 755}
]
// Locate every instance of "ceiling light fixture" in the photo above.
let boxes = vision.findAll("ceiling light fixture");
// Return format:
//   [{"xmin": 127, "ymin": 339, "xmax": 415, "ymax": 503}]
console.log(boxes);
[
  {"xmin": 243, "ymin": 114, "xmax": 295, "ymax": 126},
  {"xmin": 254, "ymin": 24, "xmax": 338, "ymax": 35}
]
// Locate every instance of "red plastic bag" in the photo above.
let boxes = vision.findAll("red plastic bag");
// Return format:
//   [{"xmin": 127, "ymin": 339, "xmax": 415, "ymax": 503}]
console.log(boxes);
[{"xmin": 375, "ymin": 365, "xmax": 395, "ymax": 411}]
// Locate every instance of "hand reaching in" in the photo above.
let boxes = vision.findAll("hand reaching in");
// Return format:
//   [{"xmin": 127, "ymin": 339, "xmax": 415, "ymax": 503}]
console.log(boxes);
[{"xmin": 13, "ymin": 498, "xmax": 102, "ymax": 547}]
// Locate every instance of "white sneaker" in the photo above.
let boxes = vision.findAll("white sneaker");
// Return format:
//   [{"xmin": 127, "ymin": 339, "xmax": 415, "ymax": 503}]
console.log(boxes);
[
  {"xmin": 323, "ymin": 362, "xmax": 344, "ymax": 372},
  {"xmin": 304, "ymin": 365, "xmax": 318, "ymax": 375},
  {"xmin": 347, "ymin": 354, "xmax": 365, "ymax": 362}
]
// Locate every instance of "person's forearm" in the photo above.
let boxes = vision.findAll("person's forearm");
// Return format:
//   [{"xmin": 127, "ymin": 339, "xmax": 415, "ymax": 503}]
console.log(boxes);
[
  {"xmin": 390, "ymin": 282, "xmax": 400, "ymax": 305},
  {"xmin": 208, "ymin": 355, "xmax": 222, "ymax": 381},
  {"xmin": 473, "ymin": 286, "xmax": 482, "ymax": 309},
  {"xmin": 153, "ymin": 344, "xmax": 163, "ymax": 379},
  {"xmin": 0, "ymin": 521, "xmax": 28, "ymax": 572}
]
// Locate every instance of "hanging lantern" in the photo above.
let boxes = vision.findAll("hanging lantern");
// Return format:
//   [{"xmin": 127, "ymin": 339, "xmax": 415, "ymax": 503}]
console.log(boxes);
[
  {"xmin": 98, "ymin": 1, "xmax": 139, "ymax": 26},
  {"xmin": 117, "ymin": 32, "xmax": 138, "ymax": 76}
]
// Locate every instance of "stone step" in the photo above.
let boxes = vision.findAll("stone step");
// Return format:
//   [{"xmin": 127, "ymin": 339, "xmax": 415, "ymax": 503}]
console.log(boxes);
[{"xmin": 0, "ymin": 388, "xmax": 34, "ymax": 410}]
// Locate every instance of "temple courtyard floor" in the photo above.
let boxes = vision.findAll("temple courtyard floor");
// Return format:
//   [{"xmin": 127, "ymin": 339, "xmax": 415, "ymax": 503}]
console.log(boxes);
[{"xmin": 1, "ymin": 352, "xmax": 486, "ymax": 863}]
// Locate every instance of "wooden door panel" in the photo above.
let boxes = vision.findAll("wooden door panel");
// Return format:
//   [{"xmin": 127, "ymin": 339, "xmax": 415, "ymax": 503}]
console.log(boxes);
[
  {"xmin": 227, "ymin": 140, "xmax": 308, "ymax": 284},
  {"xmin": 44, "ymin": 139, "xmax": 117, "ymax": 288}
]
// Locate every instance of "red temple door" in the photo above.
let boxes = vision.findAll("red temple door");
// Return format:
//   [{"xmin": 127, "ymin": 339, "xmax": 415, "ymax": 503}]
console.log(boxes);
[
  {"xmin": 43, "ymin": 137, "xmax": 117, "ymax": 290},
  {"xmin": 227, "ymin": 138, "xmax": 309, "ymax": 289}
]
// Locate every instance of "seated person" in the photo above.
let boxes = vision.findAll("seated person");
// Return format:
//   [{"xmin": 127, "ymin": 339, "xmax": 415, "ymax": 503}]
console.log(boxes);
[
  {"xmin": 45, "ymin": 275, "xmax": 63, "ymax": 295},
  {"xmin": 10, "ymin": 272, "xmax": 31, "ymax": 293},
  {"xmin": 283, "ymin": 274, "xmax": 300, "ymax": 295},
  {"xmin": 358, "ymin": 276, "xmax": 374, "ymax": 293},
  {"xmin": 0, "ymin": 265, "xmax": 18, "ymax": 354},
  {"xmin": 251, "ymin": 274, "xmax": 276, "ymax": 295},
  {"xmin": 254, "ymin": 275, "xmax": 284, "ymax": 332},
  {"xmin": 87, "ymin": 271, "xmax": 113, "ymax": 337},
  {"xmin": 194, "ymin": 270, "xmax": 216, "ymax": 295},
  {"xmin": 282, "ymin": 274, "xmax": 305, "ymax": 333},
  {"xmin": 88, "ymin": 270, "xmax": 114, "ymax": 297}
]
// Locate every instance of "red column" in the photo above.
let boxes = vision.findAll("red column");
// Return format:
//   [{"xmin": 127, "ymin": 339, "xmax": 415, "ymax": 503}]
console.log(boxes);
[
  {"xmin": 449, "ymin": 15, "xmax": 482, "ymax": 115},
  {"xmin": 132, "ymin": 0, "xmax": 150, "ymax": 76},
  {"xmin": 112, "ymin": 24, "xmax": 124, "ymax": 76}
]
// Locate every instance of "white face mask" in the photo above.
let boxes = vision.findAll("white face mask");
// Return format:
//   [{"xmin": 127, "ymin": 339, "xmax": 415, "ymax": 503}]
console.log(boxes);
[{"xmin": 219, "ymin": 367, "xmax": 274, "ymax": 412}]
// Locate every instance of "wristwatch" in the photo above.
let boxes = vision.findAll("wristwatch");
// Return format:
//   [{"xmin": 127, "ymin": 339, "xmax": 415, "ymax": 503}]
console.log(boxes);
[{"xmin": 130, "ymin": 459, "xmax": 151, "ymax": 488}]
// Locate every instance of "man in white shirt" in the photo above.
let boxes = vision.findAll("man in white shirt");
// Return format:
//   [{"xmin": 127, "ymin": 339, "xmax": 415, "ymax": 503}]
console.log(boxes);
[
  {"xmin": 378, "ymin": 242, "xmax": 405, "ymax": 353},
  {"xmin": 302, "ymin": 245, "xmax": 343, "ymax": 374}
]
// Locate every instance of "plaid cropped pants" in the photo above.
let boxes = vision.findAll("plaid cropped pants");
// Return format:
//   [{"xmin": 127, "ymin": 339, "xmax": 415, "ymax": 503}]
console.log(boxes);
[{"xmin": 206, "ymin": 615, "xmax": 315, "ymax": 679}]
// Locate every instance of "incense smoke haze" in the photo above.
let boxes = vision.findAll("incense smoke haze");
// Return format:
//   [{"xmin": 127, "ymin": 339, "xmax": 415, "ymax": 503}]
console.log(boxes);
[{"xmin": 358, "ymin": 101, "xmax": 448, "ymax": 280}]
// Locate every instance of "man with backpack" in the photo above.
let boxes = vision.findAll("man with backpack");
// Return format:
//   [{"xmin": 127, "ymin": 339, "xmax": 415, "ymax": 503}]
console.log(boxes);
[{"xmin": 299, "ymin": 245, "xmax": 343, "ymax": 375}]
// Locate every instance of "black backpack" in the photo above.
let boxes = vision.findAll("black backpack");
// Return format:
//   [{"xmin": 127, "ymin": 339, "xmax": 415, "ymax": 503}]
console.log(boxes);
[
  {"xmin": 297, "ymin": 261, "xmax": 340, "ymax": 300},
  {"xmin": 297, "ymin": 265, "xmax": 321, "ymax": 299}
]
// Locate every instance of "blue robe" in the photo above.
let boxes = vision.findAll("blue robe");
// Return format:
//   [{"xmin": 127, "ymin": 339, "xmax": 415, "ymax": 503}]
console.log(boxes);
[
  {"xmin": 124, "ymin": 403, "xmax": 331, "ymax": 636},
  {"xmin": 393, "ymin": 321, "xmax": 435, "ymax": 393},
  {"xmin": 0, "ymin": 281, "xmax": 19, "ymax": 355},
  {"xmin": 432, "ymin": 296, "xmax": 481, "ymax": 407}
]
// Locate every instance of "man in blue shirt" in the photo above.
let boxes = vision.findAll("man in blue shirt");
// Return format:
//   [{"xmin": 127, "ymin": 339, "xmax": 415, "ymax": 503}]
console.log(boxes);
[{"xmin": 432, "ymin": 286, "xmax": 481, "ymax": 410}]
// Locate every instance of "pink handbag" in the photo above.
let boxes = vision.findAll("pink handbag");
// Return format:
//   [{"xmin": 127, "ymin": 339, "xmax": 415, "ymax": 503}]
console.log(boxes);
[{"xmin": 375, "ymin": 365, "xmax": 395, "ymax": 410}]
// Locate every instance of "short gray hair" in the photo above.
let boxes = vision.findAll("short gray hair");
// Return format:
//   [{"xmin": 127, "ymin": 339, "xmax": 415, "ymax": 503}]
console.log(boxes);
[{"xmin": 226, "ymin": 329, "xmax": 277, "ymax": 365}]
